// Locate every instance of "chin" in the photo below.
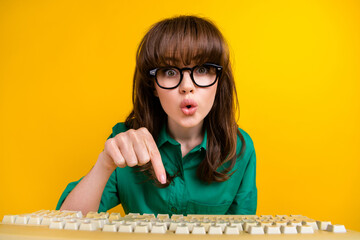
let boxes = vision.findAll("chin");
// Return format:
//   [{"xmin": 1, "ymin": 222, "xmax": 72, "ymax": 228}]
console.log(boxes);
[{"xmin": 175, "ymin": 116, "xmax": 204, "ymax": 129}]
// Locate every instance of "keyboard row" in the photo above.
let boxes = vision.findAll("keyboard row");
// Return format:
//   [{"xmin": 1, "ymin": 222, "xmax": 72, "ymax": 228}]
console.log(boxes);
[{"xmin": 1, "ymin": 210, "xmax": 347, "ymax": 235}]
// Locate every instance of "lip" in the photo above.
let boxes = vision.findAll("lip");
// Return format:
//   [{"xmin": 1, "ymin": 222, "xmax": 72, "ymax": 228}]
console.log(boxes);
[{"xmin": 180, "ymin": 99, "xmax": 198, "ymax": 116}]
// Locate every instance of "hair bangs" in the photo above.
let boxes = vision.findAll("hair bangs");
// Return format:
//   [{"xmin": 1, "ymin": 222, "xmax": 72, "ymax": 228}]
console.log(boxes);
[{"xmin": 142, "ymin": 16, "xmax": 225, "ymax": 70}]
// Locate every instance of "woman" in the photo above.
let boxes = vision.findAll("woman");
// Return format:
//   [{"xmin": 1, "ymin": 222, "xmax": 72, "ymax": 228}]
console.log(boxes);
[{"xmin": 57, "ymin": 15, "xmax": 257, "ymax": 216}]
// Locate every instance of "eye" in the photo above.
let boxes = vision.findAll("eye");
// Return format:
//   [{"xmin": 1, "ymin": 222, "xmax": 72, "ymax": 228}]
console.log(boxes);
[
  {"xmin": 196, "ymin": 66, "xmax": 208, "ymax": 74},
  {"xmin": 165, "ymin": 69, "xmax": 178, "ymax": 77}
]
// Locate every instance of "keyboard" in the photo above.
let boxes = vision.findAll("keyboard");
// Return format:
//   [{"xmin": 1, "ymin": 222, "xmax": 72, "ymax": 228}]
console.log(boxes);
[{"xmin": 1, "ymin": 210, "xmax": 360, "ymax": 240}]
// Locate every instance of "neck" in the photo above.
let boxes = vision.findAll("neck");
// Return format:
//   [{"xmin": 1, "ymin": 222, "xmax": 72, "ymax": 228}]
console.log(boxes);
[{"xmin": 167, "ymin": 119, "xmax": 204, "ymax": 157}]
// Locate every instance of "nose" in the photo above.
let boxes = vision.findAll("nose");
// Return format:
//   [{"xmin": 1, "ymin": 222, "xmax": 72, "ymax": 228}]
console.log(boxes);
[{"xmin": 179, "ymin": 70, "xmax": 195, "ymax": 93}]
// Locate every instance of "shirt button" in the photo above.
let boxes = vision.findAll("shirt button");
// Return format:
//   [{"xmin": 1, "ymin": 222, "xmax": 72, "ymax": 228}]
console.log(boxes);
[{"xmin": 171, "ymin": 207, "xmax": 177, "ymax": 213}]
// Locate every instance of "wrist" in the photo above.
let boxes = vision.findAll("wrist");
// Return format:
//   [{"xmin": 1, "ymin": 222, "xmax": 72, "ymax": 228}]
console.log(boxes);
[{"xmin": 95, "ymin": 151, "xmax": 117, "ymax": 174}]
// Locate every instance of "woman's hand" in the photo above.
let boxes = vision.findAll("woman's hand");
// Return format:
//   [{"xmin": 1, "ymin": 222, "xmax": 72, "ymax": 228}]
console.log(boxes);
[{"xmin": 101, "ymin": 127, "xmax": 166, "ymax": 184}]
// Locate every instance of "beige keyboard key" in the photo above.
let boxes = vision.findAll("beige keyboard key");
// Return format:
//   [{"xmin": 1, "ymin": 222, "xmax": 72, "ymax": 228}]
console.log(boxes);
[
  {"xmin": 154, "ymin": 222, "xmax": 168, "ymax": 230},
  {"xmin": 249, "ymin": 225, "xmax": 264, "ymax": 234},
  {"xmin": 171, "ymin": 214, "xmax": 184, "ymax": 220},
  {"xmin": 125, "ymin": 220, "xmax": 139, "ymax": 228},
  {"xmin": 143, "ymin": 213, "xmax": 155, "ymax": 219},
  {"xmin": 326, "ymin": 224, "xmax": 346, "ymax": 233},
  {"xmin": 151, "ymin": 224, "xmax": 167, "ymax": 233},
  {"xmin": 91, "ymin": 218, "xmax": 108, "ymax": 229},
  {"xmin": 64, "ymin": 219, "xmax": 80, "ymax": 230},
  {"xmin": 61, "ymin": 210, "xmax": 83, "ymax": 218},
  {"xmin": 302, "ymin": 219, "xmax": 318, "ymax": 230},
  {"xmin": 127, "ymin": 213, "xmax": 140, "ymax": 217},
  {"xmin": 224, "ymin": 226, "xmax": 240, "ymax": 234},
  {"xmin": 102, "ymin": 223, "xmax": 117, "ymax": 232},
  {"xmin": 140, "ymin": 222, "xmax": 152, "ymax": 230},
  {"xmin": 280, "ymin": 225, "xmax": 298, "ymax": 234},
  {"xmin": 79, "ymin": 221, "xmax": 98, "ymax": 231},
  {"xmin": 156, "ymin": 214, "xmax": 170, "ymax": 220},
  {"xmin": 2, "ymin": 215, "xmax": 18, "ymax": 224},
  {"xmin": 134, "ymin": 224, "xmax": 149, "ymax": 233},
  {"xmin": 109, "ymin": 213, "xmax": 121, "ymax": 222},
  {"xmin": 274, "ymin": 221, "xmax": 287, "ymax": 227},
  {"xmin": 96, "ymin": 212, "xmax": 109, "ymax": 219},
  {"xmin": 243, "ymin": 222, "xmax": 257, "ymax": 232},
  {"xmin": 288, "ymin": 220, "xmax": 302, "ymax": 227},
  {"xmin": 208, "ymin": 225, "xmax": 223, "ymax": 234},
  {"xmin": 33, "ymin": 210, "xmax": 49, "ymax": 215},
  {"xmin": 175, "ymin": 224, "xmax": 190, "ymax": 234},
  {"xmin": 200, "ymin": 222, "xmax": 214, "ymax": 232},
  {"xmin": 191, "ymin": 226, "xmax": 206, "ymax": 234},
  {"xmin": 28, "ymin": 215, "xmax": 43, "ymax": 225},
  {"xmin": 49, "ymin": 219, "xmax": 65, "ymax": 229},
  {"xmin": 260, "ymin": 221, "xmax": 272, "ymax": 227},
  {"xmin": 230, "ymin": 222, "xmax": 243, "ymax": 231},
  {"xmin": 242, "ymin": 215, "xmax": 259, "ymax": 220},
  {"xmin": 264, "ymin": 225, "xmax": 281, "ymax": 234},
  {"xmin": 41, "ymin": 216, "xmax": 57, "ymax": 226},
  {"xmin": 162, "ymin": 220, "xmax": 171, "ymax": 229},
  {"xmin": 14, "ymin": 215, "xmax": 30, "ymax": 224},
  {"xmin": 118, "ymin": 223, "xmax": 133, "ymax": 232},
  {"xmin": 271, "ymin": 217, "xmax": 282, "ymax": 222},
  {"xmin": 317, "ymin": 220, "xmax": 331, "ymax": 230},
  {"xmin": 297, "ymin": 225, "xmax": 314, "ymax": 234},
  {"xmin": 169, "ymin": 221, "xmax": 182, "ymax": 231},
  {"xmin": 111, "ymin": 220, "xmax": 125, "ymax": 227},
  {"xmin": 85, "ymin": 211, "xmax": 97, "ymax": 219},
  {"xmin": 215, "ymin": 221, "xmax": 228, "ymax": 232},
  {"xmin": 185, "ymin": 222, "xmax": 197, "ymax": 231}
]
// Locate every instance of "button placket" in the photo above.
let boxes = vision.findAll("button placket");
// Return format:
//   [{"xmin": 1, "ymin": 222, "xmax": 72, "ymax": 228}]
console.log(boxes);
[{"xmin": 168, "ymin": 145, "xmax": 186, "ymax": 214}]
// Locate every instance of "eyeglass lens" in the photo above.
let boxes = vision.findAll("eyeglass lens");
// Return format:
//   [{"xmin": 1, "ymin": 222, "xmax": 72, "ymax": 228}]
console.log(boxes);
[{"xmin": 156, "ymin": 65, "xmax": 218, "ymax": 88}]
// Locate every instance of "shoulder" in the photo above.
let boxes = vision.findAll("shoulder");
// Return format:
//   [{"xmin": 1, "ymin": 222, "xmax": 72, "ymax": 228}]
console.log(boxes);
[
  {"xmin": 107, "ymin": 122, "xmax": 129, "ymax": 139},
  {"xmin": 236, "ymin": 128, "xmax": 255, "ymax": 156}
]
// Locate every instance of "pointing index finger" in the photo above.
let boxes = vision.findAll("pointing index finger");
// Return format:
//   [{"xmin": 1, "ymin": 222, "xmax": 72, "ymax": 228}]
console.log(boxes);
[{"xmin": 144, "ymin": 134, "xmax": 166, "ymax": 184}]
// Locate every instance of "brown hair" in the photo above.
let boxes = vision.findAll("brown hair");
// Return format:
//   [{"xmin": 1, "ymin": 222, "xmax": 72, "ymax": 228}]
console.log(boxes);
[{"xmin": 125, "ymin": 15, "xmax": 246, "ymax": 186}]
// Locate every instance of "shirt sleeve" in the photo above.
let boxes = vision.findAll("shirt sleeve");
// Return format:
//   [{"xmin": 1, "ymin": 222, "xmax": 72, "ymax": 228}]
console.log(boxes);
[
  {"xmin": 55, "ymin": 123, "xmax": 128, "ymax": 212},
  {"xmin": 55, "ymin": 177, "xmax": 83, "ymax": 210},
  {"xmin": 55, "ymin": 169, "xmax": 121, "ymax": 212},
  {"xmin": 227, "ymin": 149, "xmax": 258, "ymax": 215}
]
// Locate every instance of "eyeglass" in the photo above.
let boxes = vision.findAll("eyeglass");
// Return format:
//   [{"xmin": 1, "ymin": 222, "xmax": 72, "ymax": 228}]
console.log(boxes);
[{"xmin": 149, "ymin": 63, "xmax": 222, "ymax": 89}]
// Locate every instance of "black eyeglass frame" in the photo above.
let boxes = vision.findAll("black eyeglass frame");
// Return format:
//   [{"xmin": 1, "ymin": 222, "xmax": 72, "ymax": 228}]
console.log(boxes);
[{"xmin": 149, "ymin": 63, "xmax": 223, "ymax": 89}]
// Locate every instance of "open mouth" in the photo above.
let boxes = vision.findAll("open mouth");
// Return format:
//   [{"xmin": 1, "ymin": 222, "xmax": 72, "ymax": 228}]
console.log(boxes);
[{"xmin": 180, "ymin": 99, "xmax": 198, "ymax": 115}]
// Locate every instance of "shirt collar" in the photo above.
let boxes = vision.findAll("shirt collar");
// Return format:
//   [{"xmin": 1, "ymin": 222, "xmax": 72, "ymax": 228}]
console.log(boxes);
[{"xmin": 157, "ymin": 124, "xmax": 207, "ymax": 151}]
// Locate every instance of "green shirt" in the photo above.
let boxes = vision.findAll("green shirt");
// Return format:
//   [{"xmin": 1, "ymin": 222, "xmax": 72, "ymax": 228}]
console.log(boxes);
[{"xmin": 56, "ymin": 122, "xmax": 257, "ymax": 215}]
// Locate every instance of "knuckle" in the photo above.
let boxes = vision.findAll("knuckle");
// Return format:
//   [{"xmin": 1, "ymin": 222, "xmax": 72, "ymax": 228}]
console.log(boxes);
[
  {"xmin": 138, "ymin": 155, "xmax": 151, "ymax": 165},
  {"xmin": 127, "ymin": 129, "xmax": 136, "ymax": 135},
  {"xmin": 116, "ymin": 160, "xmax": 126, "ymax": 168},
  {"xmin": 126, "ymin": 159, "xmax": 138, "ymax": 167},
  {"xmin": 104, "ymin": 138, "xmax": 114, "ymax": 151},
  {"xmin": 115, "ymin": 133, "xmax": 127, "ymax": 144},
  {"xmin": 106, "ymin": 138, "xmax": 114, "ymax": 145},
  {"xmin": 149, "ymin": 149, "xmax": 159, "ymax": 159},
  {"xmin": 139, "ymin": 127, "xmax": 149, "ymax": 135},
  {"xmin": 128, "ymin": 130, "xmax": 139, "ymax": 141}
]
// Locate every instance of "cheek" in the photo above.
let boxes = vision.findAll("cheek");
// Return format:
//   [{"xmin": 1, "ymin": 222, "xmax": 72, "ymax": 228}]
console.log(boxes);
[
  {"xmin": 203, "ymin": 84, "xmax": 218, "ymax": 108},
  {"xmin": 155, "ymin": 88, "xmax": 176, "ymax": 112}
]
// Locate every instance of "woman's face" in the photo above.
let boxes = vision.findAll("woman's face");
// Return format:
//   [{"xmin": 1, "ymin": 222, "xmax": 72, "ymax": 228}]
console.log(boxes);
[{"xmin": 154, "ymin": 62, "xmax": 218, "ymax": 131}]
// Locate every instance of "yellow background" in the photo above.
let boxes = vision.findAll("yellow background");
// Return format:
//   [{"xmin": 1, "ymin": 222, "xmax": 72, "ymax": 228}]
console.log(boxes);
[{"xmin": 1, "ymin": 0, "xmax": 359, "ymax": 231}]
